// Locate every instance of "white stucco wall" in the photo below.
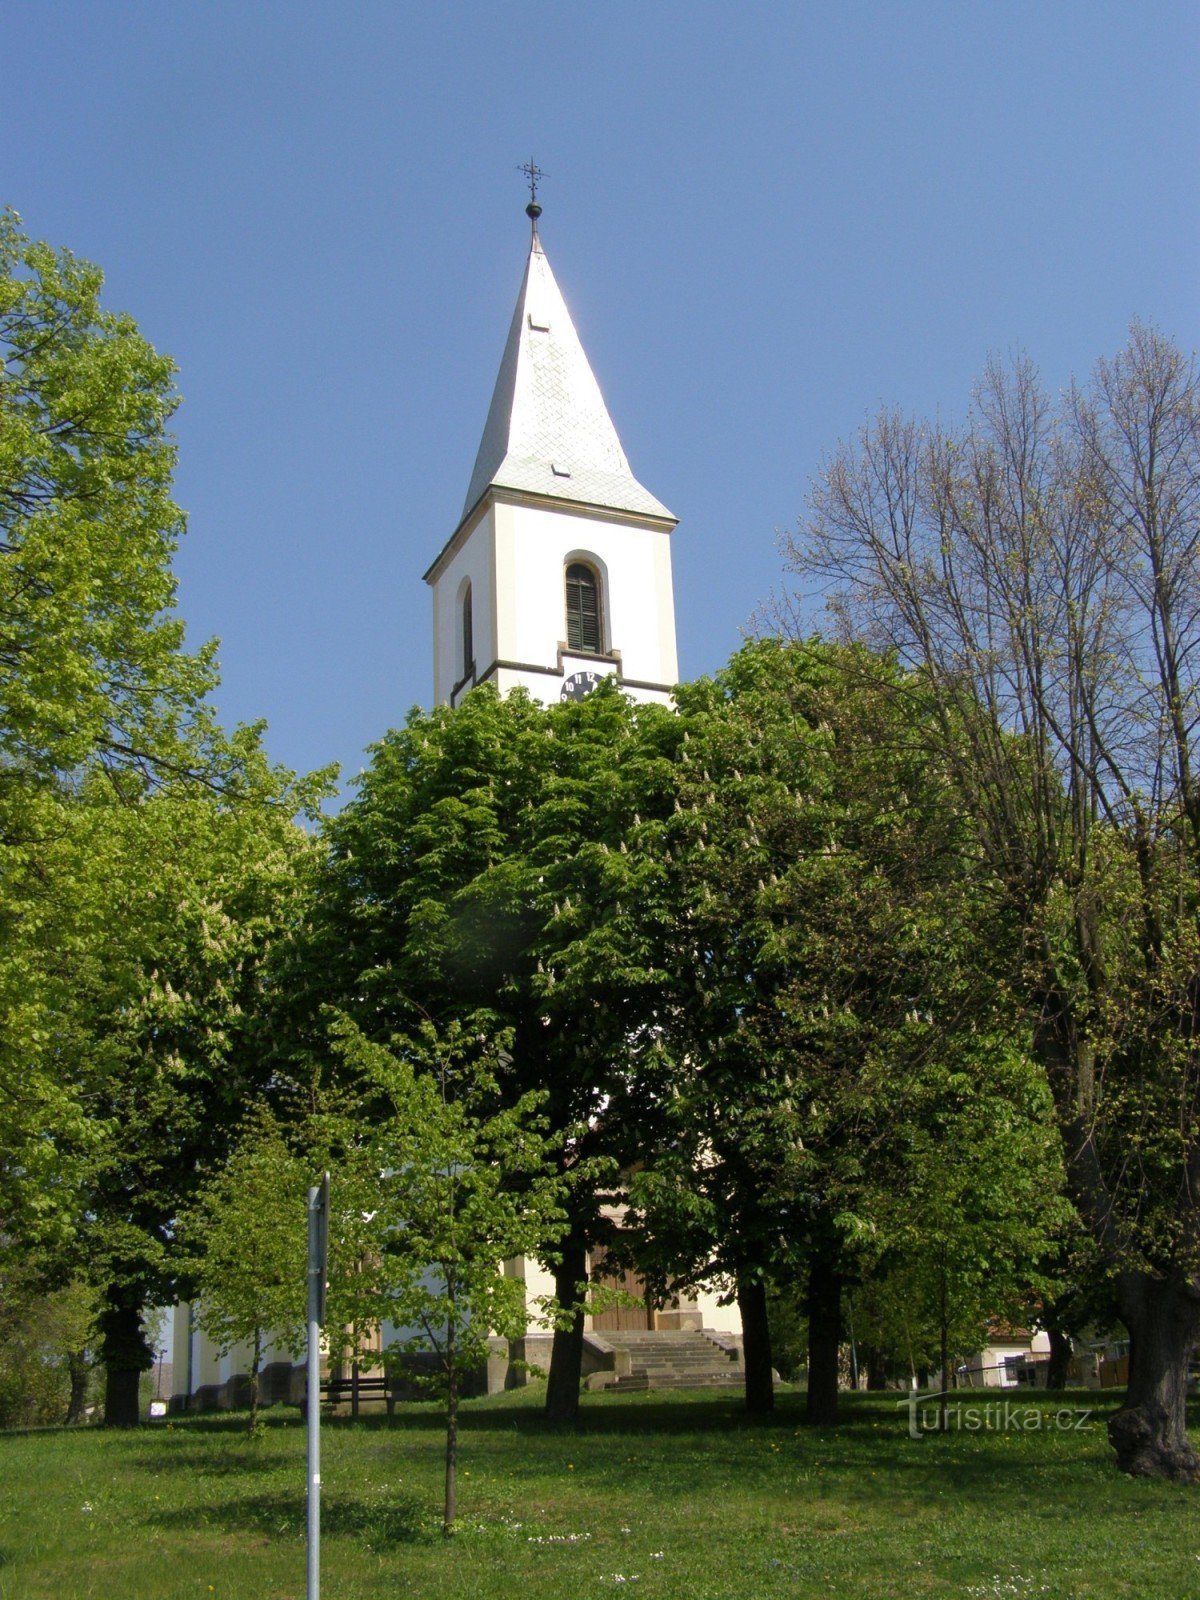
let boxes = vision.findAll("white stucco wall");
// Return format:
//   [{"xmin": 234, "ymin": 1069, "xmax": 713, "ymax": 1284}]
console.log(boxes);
[
  {"xmin": 497, "ymin": 500, "xmax": 677, "ymax": 689},
  {"xmin": 171, "ymin": 1302, "xmax": 303, "ymax": 1399},
  {"xmin": 429, "ymin": 493, "xmax": 678, "ymax": 709},
  {"xmin": 431, "ymin": 504, "xmax": 498, "ymax": 707},
  {"xmin": 502, "ymin": 1252, "xmax": 558, "ymax": 1331},
  {"xmin": 963, "ymin": 1331, "xmax": 1053, "ymax": 1387},
  {"xmin": 693, "ymin": 1284, "xmax": 740, "ymax": 1334}
]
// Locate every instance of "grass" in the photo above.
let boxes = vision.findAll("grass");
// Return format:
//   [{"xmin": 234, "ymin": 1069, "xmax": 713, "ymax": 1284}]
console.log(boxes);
[{"xmin": 1, "ymin": 1386, "xmax": 1198, "ymax": 1599}]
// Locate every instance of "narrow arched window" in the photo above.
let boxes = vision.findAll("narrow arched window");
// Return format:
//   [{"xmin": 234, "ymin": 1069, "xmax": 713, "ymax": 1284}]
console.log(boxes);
[
  {"xmin": 461, "ymin": 583, "xmax": 474, "ymax": 678},
  {"xmin": 565, "ymin": 562, "xmax": 602, "ymax": 654}
]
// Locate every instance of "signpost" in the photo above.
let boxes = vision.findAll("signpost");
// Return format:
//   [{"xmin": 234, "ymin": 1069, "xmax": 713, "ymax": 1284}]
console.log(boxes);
[{"xmin": 307, "ymin": 1173, "xmax": 329, "ymax": 1600}]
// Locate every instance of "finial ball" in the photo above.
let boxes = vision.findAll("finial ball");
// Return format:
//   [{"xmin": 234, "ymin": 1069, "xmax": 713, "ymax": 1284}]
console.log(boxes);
[{"xmin": 526, "ymin": 201, "xmax": 542, "ymax": 221}]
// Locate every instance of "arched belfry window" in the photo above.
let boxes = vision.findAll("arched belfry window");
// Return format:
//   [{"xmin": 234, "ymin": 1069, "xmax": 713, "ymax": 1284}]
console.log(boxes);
[
  {"xmin": 565, "ymin": 562, "xmax": 602, "ymax": 654},
  {"xmin": 461, "ymin": 582, "xmax": 474, "ymax": 679}
]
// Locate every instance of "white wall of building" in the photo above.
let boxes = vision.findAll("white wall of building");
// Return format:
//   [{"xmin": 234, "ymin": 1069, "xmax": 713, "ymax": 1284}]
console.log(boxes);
[
  {"xmin": 431, "ymin": 503, "xmax": 497, "ymax": 708},
  {"xmin": 431, "ymin": 493, "xmax": 677, "ymax": 709}
]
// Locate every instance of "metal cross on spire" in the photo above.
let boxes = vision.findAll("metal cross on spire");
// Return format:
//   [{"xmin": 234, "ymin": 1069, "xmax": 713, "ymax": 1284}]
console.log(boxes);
[
  {"xmin": 518, "ymin": 160, "xmax": 546, "ymax": 237},
  {"xmin": 518, "ymin": 159, "xmax": 545, "ymax": 204}
]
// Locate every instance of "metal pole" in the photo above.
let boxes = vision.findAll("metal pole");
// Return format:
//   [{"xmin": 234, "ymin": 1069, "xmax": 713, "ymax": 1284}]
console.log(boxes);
[{"xmin": 306, "ymin": 1181, "xmax": 324, "ymax": 1600}]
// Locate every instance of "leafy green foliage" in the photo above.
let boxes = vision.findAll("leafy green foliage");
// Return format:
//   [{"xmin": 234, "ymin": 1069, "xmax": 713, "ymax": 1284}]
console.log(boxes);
[
  {"xmin": 0, "ymin": 766, "xmax": 322, "ymax": 1424},
  {"xmin": 294, "ymin": 682, "xmax": 684, "ymax": 1396},
  {"xmin": 629, "ymin": 640, "xmax": 1066, "ymax": 1329},
  {"xmin": 783, "ymin": 329, "xmax": 1200, "ymax": 1474},
  {"xmin": 0, "ymin": 208, "xmax": 217, "ymax": 784},
  {"xmin": 853, "ymin": 1043, "xmax": 1071, "ymax": 1381},
  {"xmin": 0, "ymin": 215, "xmax": 331, "ymax": 1344},
  {"xmin": 296, "ymin": 647, "xmax": 1070, "ymax": 1419},
  {"xmin": 0, "ymin": 1262, "xmax": 97, "ymax": 1428},
  {"xmin": 321, "ymin": 1017, "xmax": 570, "ymax": 1528},
  {"xmin": 176, "ymin": 1106, "xmax": 311, "ymax": 1428},
  {"xmin": 70, "ymin": 790, "xmax": 321, "ymax": 1402},
  {"xmin": 328, "ymin": 1018, "xmax": 569, "ymax": 1364}
]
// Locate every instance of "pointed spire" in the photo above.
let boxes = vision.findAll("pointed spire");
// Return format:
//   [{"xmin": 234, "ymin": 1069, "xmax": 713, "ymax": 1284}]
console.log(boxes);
[{"xmin": 459, "ymin": 213, "xmax": 675, "ymax": 527}]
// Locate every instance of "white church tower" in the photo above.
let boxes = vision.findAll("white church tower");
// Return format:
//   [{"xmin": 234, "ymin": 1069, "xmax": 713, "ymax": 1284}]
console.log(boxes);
[{"xmin": 425, "ymin": 192, "xmax": 679, "ymax": 708}]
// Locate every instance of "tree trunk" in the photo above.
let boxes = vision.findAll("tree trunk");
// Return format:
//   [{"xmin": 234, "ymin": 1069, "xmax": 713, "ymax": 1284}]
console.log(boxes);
[
  {"xmin": 444, "ymin": 1319, "xmax": 458, "ymax": 1535},
  {"xmin": 737, "ymin": 1273, "xmax": 774, "ymax": 1415},
  {"xmin": 249, "ymin": 1328, "xmax": 262, "ymax": 1433},
  {"xmin": 545, "ymin": 1229, "xmax": 587, "ymax": 1424},
  {"xmin": 98, "ymin": 1287, "xmax": 152, "ymax": 1428},
  {"xmin": 938, "ymin": 1267, "xmax": 950, "ymax": 1432},
  {"xmin": 351, "ymin": 1357, "xmax": 360, "ymax": 1421},
  {"xmin": 64, "ymin": 1350, "xmax": 90, "ymax": 1425},
  {"xmin": 1046, "ymin": 1327, "xmax": 1073, "ymax": 1391},
  {"xmin": 863, "ymin": 1346, "xmax": 889, "ymax": 1391},
  {"xmin": 1108, "ymin": 1272, "xmax": 1200, "ymax": 1482},
  {"xmin": 806, "ymin": 1253, "xmax": 841, "ymax": 1425}
]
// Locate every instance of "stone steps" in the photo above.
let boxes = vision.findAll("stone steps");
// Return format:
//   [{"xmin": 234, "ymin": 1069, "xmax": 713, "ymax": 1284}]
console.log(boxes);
[{"xmin": 596, "ymin": 1330, "xmax": 743, "ymax": 1392}]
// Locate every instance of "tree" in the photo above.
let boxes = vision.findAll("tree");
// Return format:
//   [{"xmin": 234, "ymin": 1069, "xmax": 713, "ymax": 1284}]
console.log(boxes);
[
  {"xmin": 296, "ymin": 682, "xmax": 682, "ymax": 1423},
  {"xmin": 178, "ymin": 1084, "xmax": 393, "ymax": 1433},
  {"xmin": 628, "ymin": 640, "xmax": 1063, "ymax": 1420},
  {"xmin": 327, "ymin": 1017, "xmax": 569, "ymax": 1534},
  {"xmin": 857, "ymin": 1043, "xmax": 1069, "ymax": 1426},
  {"xmin": 0, "ymin": 213, "xmax": 327, "ymax": 1390},
  {"xmin": 779, "ymin": 326, "xmax": 1200, "ymax": 1479},
  {"xmin": 0, "ymin": 210, "xmax": 231, "ymax": 1263},
  {"xmin": 55, "ymin": 780, "xmax": 321, "ymax": 1426},
  {"xmin": 0, "ymin": 1261, "xmax": 97, "ymax": 1428},
  {"xmin": 0, "ymin": 208, "xmax": 217, "ymax": 787},
  {"xmin": 176, "ymin": 1106, "xmax": 311, "ymax": 1432}
]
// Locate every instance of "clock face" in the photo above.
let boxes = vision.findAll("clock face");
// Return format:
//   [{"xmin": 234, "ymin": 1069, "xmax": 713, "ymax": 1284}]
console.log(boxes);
[{"xmin": 560, "ymin": 669, "xmax": 605, "ymax": 702}]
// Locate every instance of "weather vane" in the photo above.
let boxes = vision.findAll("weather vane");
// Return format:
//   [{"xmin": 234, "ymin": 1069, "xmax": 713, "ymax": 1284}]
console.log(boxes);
[{"xmin": 518, "ymin": 160, "xmax": 546, "ymax": 235}]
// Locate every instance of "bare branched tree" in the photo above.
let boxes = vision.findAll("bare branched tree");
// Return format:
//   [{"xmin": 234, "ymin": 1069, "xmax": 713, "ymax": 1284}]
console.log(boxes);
[{"xmin": 773, "ymin": 325, "xmax": 1200, "ymax": 1481}]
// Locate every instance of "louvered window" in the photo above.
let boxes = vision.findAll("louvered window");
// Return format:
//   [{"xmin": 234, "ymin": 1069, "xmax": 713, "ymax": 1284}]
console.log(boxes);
[{"xmin": 565, "ymin": 563, "xmax": 602, "ymax": 653}]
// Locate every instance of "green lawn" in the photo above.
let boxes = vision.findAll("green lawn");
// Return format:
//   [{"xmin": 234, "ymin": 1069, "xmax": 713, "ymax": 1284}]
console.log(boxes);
[{"xmin": 1, "ymin": 1387, "xmax": 1197, "ymax": 1599}]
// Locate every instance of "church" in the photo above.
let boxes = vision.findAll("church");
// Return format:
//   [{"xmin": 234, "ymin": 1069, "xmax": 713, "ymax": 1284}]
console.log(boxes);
[{"xmin": 170, "ymin": 193, "xmax": 742, "ymax": 1412}]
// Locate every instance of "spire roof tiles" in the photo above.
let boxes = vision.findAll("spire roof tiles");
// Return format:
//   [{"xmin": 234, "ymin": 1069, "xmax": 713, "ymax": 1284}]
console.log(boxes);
[{"xmin": 460, "ymin": 237, "xmax": 675, "ymax": 527}]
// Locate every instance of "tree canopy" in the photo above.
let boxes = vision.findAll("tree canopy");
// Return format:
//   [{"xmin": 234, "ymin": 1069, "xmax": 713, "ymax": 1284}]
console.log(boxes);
[
  {"xmin": 0, "ymin": 215, "xmax": 1156, "ymax": 1484},
  {"xmin": 290, "ymin": 680, "xmax": 683, "ymax": 1420},
  {"xmin": 777, "ymin": 324, "xmax": 1200, "ymax": 1480},
  {"xmin": 0, "ymin": 208, "xmax": 219, "ymax": 787},
  {"xmin": 0, "ymin": 214, "xmax": 329, "ymax": 1426},
  {"xmin": 626, "ymin": 639, "xmax": 1066, "ymax": 1417}
]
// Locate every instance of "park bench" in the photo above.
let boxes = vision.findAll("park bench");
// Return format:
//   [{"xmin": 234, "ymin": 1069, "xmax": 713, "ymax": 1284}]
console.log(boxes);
[
  {"xmin": 323, "ymin": 1372, "xmax": 394, "ymax": 1414},
  {"xmin": 299, "ymin": 1371, "xmax": 396, "ymax": 1419}
]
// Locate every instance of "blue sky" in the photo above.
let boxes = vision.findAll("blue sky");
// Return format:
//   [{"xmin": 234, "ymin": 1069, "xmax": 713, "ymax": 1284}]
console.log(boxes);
[{"xmin": 5, "ymin": 2, "xmax": 1197, "ymax": 793}]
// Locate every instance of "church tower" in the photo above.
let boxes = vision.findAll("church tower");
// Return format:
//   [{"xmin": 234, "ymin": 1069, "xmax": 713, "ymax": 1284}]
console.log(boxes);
[{"xmin": 425, "ymin": 197, "xmax": 679, "ymax": 708}]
